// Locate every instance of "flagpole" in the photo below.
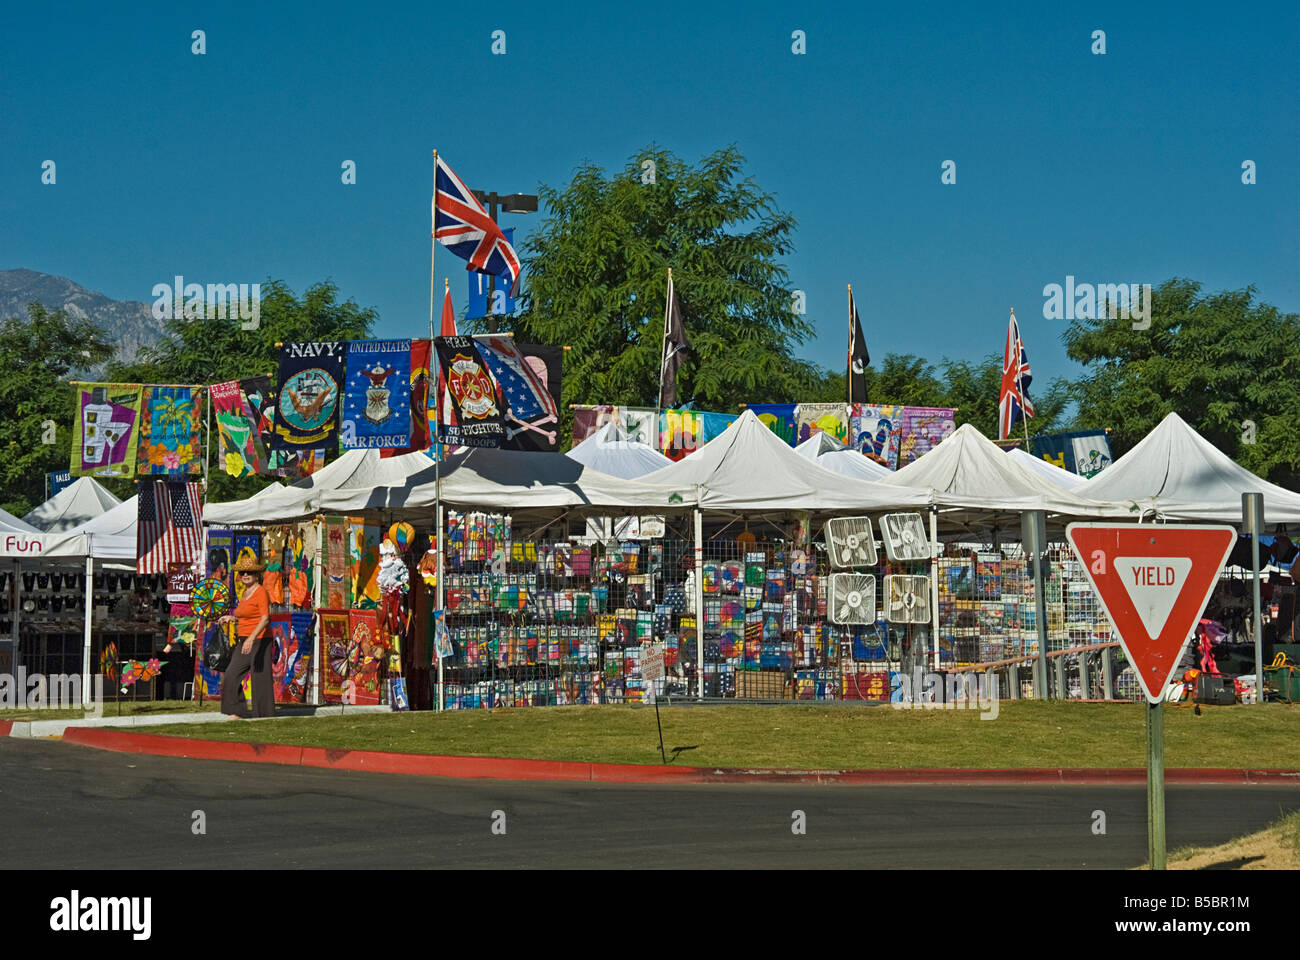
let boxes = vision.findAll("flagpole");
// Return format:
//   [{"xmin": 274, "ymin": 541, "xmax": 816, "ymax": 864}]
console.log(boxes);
[
  {"xmin": 430, "ymin": 149, "xmax": 438, "ymax": 344},
  {"xmin": 431, "ymin": 148, "xmax": 445, "ymax": 711}
]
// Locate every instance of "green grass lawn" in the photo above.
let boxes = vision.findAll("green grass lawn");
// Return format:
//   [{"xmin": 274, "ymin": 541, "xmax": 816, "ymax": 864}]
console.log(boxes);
[
  {"xmin": 119, "ymin": 700, "xmax": 1300, "ymax": 769},
  {"xmin": 0, "ymin": 699, "xmax": 225, "ymax": 722}
]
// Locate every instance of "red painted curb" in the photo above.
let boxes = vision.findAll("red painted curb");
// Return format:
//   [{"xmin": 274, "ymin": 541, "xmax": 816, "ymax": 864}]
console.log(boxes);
[
  {"xmin": 55, "ymin": 728, "xmax": 1300, "ymax": 786},
  {"xmin": 0, "ymin": 721, "xmax": 11, "ymax": 737}
]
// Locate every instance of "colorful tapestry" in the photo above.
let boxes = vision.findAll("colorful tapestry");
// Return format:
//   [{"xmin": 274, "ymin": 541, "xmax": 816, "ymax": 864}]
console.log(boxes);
[
  {"xmin": 271, "ymin": 341, "xmax": 345, "ymax": 451},
  {"xmin": 232, "ymin": 531, "xmax": 262, "ymax": 602},
  {"xmin": 205, "ymin": 528, "xmax": 234, "ymax": 594},
  {"xmin": 210, "ymin": 380, "xmax": 262, "ymax": 476},
  {"xmin": 1031, "ymin": 429, "xmax": 1113, "ymax": 477},
  {"xmin": 381, "ymin": 340, "xmax": 432, "ymax": 455},
  {"xmin": 617, "ymin": 407, "xmax": 657, "ymax": 447},
  {"xmin": 349, "ymin": 519, "xmax": 381, "ymax": 608},
  {"xmin": 747, "ymin": 403, "xmax": 797, "ymax": 446},
  {"xmin": 71, "ymin": 383, "xmax": 142, "ymax": 477},
  {"xmin": 898, "ymin": 406, "xmax": 956, "ymax": 466},
  {"xmin": 500, "ymin": 343, "xmax": 564, "ymax": 452},
  {"xmin": 849, "ymin": 403, "xmax": 904, "ymax": 469},
  {"xmin": 137, "ymin": 386, "xmax": 203, "ymax": 476},
  {"xmin": 571, "ymin": 405, "xmax": 616, "ymax": 445},
  {"xmin": 321, "ymin": 515, "xmax": 350, "ymax": 608},
  {"xmin": 194, "ymin": 626, "xmax": 224, "ymax": 699},
  {"xmin": 342, "ymin": 339, "xmax": 412, "ymax": 449},
  {"xmin": 288, "ymin": 521, "xmax": 315, "ymax": 609},
  {"xmin": 347, "ymin": 609, "xmax": 383, "ymax": 706},
  {"xmin": 660, "ymin": 409, "xmax": 701, "ymax": 461},
  {"xmin": 434, "ymin": 335, "xmax": 505, "ymax": 447},
  {"xmin": 794, "ymin": 403, "xmax": 849, "ymax": 445},
  {"xmin": 270, "ymin": 611, "xmax": 314, "ymax": 703},
  {"xmin": 319, "ymin": 610, "xmax": 351, "ymax": 703}
]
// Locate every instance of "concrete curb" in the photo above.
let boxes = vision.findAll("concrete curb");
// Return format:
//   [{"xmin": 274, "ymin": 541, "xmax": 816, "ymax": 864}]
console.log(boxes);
[{"xmin": 56, "ymin": 728, "xmax": 1300, "ymax": 786}]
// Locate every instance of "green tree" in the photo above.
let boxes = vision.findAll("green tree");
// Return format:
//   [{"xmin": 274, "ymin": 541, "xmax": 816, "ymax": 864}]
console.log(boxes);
[
  {"xmin": 500, "ymin": 146, "xmax": 825, "ymax": 421},
  {"xmin": 0, "ymin": 303, "xmax": 117, "ymax": 516},
  {"xmin": 1064, "ymin": 278, "xmax": 1300, "ymax": 487},
  {"xmin": 109, "ymin": 279, "xmax": 378, "ymax": 502},
  {"xmin": 936, "ymin": 354, "xmax": 1074, "ymax": 440}
]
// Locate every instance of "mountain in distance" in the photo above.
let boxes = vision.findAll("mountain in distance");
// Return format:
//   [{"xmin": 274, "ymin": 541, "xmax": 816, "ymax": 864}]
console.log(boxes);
[{"xmin": 0, "ymin": 268, "xmax": 168, "ymax": 375}]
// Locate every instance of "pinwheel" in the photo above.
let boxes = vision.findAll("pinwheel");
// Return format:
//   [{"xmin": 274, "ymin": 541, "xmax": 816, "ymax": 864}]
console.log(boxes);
[{"xmin": 189, "ymin": 578, "xmax": 231, "ymax": 620}]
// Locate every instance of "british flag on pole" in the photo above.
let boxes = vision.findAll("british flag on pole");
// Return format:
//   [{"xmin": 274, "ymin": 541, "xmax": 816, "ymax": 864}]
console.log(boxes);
[
  {"xmin": 137, "ymin": 480, "xmax": 203, "ymax": 574},
  {"xmin": 998, "ymin": 309, "xmax": 1034, "ymax": 440},
  {"xmin": 433, "ymin": 156, "xmax": 521, "ymax": 288}
]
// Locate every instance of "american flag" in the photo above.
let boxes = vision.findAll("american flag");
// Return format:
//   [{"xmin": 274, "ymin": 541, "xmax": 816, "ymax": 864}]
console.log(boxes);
[
  {"xmin": 433, "ymin": 155, "xmax": 521, "ymax": 288},
  {"xmin": 137, "ymin": 481, "xmax": 203, "ymax": 574},
  {"xmin": 999, "ymin": 309, "xmax": 1035, "ymax": 439}
]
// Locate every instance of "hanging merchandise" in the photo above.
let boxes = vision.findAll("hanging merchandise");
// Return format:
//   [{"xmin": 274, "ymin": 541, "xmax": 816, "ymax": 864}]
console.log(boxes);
[
  {"xmin": 320, "ymin": 609, "xmax": 352, "ymax": 703},
  {"xmin": 262, "ymin": 525, "xmax": 288, "ymax": 604},
  {"xmin": 849, "ymin": 403, "xmax": 903, "ymax": 469},
  {"xmin": 434, "ymin": 335, "xmax": 505, "ymax": 447},
  {"xmin": 206, "ymin": 528, "xmax": 234, "ymax": 594},
  {"xmin": 794, "ymin": 403, "xmax": 849, "ymax": 445},
  {"xmin": 348, "ymin": 518, "xmax": 382, "ymax": 608},
  {"xmin": 287, "ymin": 522, "xmax": 315, "ymax": 609},
  {"xmin": 1030, "ymin": 429, "xmax": 1113, "ymax": 478},
  {"xmin": 342, "ymin": 339, "xmax": 413, "ymax": 449},
  {"xmin": 746, "ymin": 404, "xmax": 797, "ymax": 446},
  {"xmin": 616, "ymin": 407, "xmax": 657, "ymax": 447},
  {"xmin": 71, "ymin": 383, "xmax": 142, "ymax": 477},
  {"xmin": 232, "ymin": 531, "xmax": 262, "ymax": 601},
  {"xmin": 377, "ymin": 538, "xmax": 411, "ymax": 670},
  {"xmin": 211, "ymin": 379, "xmax": 265, "ymax": 476},
  {"xmin": 270, "ymin": 611, "xmax": 315, "ymax": 703},
  {"xmin": 501, "ymin": 343, "xmax": 563, "ymax": 452},
  {"xmin": 321, "ymin": 516, "xmax": 350, "ymax": 608},
  {"xmin": 137, "ymin": 386, "xmax": 203, "ymax": 477},
  {"xmin": 898, "ymin": 406, "xmax": 956, "ymax": 466},
  {"xmin": 271, "ymin": 341, "xmax": 345, "ymax": 451},
  {"xmin": 571, "ymin": 405, "xmax": 616, "ymax": 445},
  {"xmin": 136, "ymin": 481, "xmax": 203, "ymax": 574},
  {"xmin": 382, "ymin": 340, "xmax": 432, "ymax": 455},
  {"xmin": 473, "ymin": 336, "xmax": 561, "ymax": 450},
  {"xmin": 347, "ymin": 608, "xmax": 384, "ymax": 705}
]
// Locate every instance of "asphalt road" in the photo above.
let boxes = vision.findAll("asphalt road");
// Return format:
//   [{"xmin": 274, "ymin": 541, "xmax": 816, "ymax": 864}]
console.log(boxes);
[{"xmin": 2, "ymin": 738, "xmax": 1297, "ymax": 869}]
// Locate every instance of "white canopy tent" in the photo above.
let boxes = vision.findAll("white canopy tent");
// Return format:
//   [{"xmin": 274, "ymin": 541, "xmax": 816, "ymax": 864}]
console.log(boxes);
[
  {"xmin": 1083, "ymin": 412, "xmax": 1300, "ymax": 525},
  {"xmin": 878, "ymin": 423, "xmax": 1135, "ymax": 522},
  {"xmin": 640, "ymin": 410, "xmax": 930, "ymax": 513},
  {"xmin": 22, "ymin": 477, "xmax": 122, "ymax": 531},
  {"xmin": 566, "ymin": 421, "xmax": 672, "ymax": 478},
  {"xmin": 204, "ymin": 450, "xmax": 434, "ymax": 525},
  {"xmin": 794, "ymin": 431, "xmax": 892, "ymax": 481},
  {"xmin": 319, "ymin": 447, "xmax": 697, "ymax": 518},
  {"xmin": 1007, "ymin": 447, "xmax": 1088, "ymax": 490}
]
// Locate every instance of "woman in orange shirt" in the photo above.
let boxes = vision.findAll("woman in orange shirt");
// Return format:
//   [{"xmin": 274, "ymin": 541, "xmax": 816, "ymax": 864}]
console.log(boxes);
[{"xmin": 217, "ymin": 554, "xmax": 274, "ymax": 717}]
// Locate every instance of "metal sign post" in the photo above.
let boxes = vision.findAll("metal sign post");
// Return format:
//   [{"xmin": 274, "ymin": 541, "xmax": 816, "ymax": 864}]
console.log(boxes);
[
  {"xmin": 1242, "ymin": 493, "xmax": 1265, "ymax": 705},
  {"xmin": 1146, "ymin": 699, "xmax": 1166, "ymax": 869},
  {"xmin": 641, "ymin": 641, "xmax": 667, "ymax": 763}
]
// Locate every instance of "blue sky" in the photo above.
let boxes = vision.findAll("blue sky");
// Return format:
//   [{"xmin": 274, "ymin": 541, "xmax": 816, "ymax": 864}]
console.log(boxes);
[{"xmin": 3, "ymin": 0, "xmax": 1296, "ymax": 397}]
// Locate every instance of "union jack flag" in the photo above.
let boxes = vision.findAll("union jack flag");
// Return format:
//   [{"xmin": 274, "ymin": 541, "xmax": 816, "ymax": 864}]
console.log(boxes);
[
  {"xmin": 999, "ymin": 310, "xmax": 1034, "ymax": 440},
  {"xmin": 136, "ymin": 480, "xmax": 203, "ymax": 574},
  {"xmin": 433, "ymin": 155, "xmax": 521, "ymax": 288}
]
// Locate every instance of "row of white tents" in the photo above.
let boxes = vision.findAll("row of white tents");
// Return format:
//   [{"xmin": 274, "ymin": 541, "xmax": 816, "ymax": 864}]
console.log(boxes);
[{"xmin": 5, "ymin": 409, "xmax": 1299, "ymax": 561}]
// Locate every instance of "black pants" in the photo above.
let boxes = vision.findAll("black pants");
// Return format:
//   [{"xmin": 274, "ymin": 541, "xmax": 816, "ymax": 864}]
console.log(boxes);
[{"xmin": 221, "ymin": 634, "xmax": 275, "ymax": 717}]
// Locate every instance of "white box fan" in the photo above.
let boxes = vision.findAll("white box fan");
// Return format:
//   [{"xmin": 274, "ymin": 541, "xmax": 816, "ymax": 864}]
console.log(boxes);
[
  {"xmin": 825, "ymin": 517, "xmax": 877, "ymax": 569},
  {"xmin": 880, "ymin": 512, "xmax": 929, "ymax": 562},
  {"xmin": 886, "ymin": 574, "xmax": 930, "ymax": 623},
  {"xmin": 829, "ymin": 574, "xmax": 877, "ymax": 625}
]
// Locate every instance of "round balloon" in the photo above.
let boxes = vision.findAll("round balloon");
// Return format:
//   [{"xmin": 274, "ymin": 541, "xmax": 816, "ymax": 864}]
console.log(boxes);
[{"xmin": 388, "ymin": 521, "xmax": 415, "ymax": 552}]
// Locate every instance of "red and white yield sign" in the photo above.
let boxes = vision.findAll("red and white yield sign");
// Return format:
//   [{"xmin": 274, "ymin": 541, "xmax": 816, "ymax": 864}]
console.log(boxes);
[{"xmin": 1065, "ymin": 524, "xmax": 1236, "ymax": 704}]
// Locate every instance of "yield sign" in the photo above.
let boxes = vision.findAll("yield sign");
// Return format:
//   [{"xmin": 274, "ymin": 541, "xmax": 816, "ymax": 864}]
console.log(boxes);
[{"xmin": 1065, "ymin": 524, "xmax": 1236, "ymax": 703}]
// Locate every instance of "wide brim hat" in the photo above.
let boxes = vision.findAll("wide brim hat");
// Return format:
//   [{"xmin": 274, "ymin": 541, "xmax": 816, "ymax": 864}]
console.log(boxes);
[{"xmin": 233, "ymin": 555, "xmax": 266, "ymax": 574}]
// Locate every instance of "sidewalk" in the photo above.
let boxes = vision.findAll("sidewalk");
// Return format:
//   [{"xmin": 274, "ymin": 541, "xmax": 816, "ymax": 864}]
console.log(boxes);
[
  {"xmin": 53, "ymin": 726, "xmax": 1300, "ymax": 786},
  {"xmin": 0, "ymin": 704, "xmax": 390, "ymax": 739}
]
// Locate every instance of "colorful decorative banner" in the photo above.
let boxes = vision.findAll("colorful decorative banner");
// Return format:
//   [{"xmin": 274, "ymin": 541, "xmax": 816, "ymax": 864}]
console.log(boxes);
[
  {"xmin": 747, "ymin": 404, "xmax": 797, "ymax": 446},
  {"xmin": 1030, "ymin": 429, "xmax": 1113, "ymax": 477},
  {"xmin": 319, "ymin": 609, "xmax": 351, "ymax": 703},
  {"xmin": 658, "ymin": 409, "xmax": 737, "ymax": 460},
  {"xmin": 382, "ymin": 340, "xmax": 432, "ymax": 455},
  {"xmin": 849, "ymin": 403, "xmax": 904, "ymax": 469},
  {"xmin": 137, "ymin": 386, "xmax": 203, "ymax": 476},
  {"xmin": 617, "ymin": 407, "xmax": 657, "ymax": 447},
  {"xmin": 206, "ymin": 529, "xmax": 234, "ymax": 595},
  {"xmin": 794, "ymin": 403, "xmax": 849, "ymax": 445},
  {"xmin": 349, "ymin": 518, "xmax": 381, "ymax": 609},
  {"xmin": 497, "ymin": 342, "xmax": 563, "ymax": 452},
  {"xmin": 271, "ymin": 341, "xmax": 345, "ymax": 450},
  {"xmin": 572, "ymin": 405, "xmax": 616, "ymax": 445},
  {"xmin": 270, "ymin": 611, "xmax": 314, "ymax": 703},
  {"xmin": 342, "ymin": 339, "xmax": 412, "ymax": 448},
  {"xmin": 71, "ymin": 383, "xmax": 142, "ymax": 477},
  {"xmin": 348, "ymin": 608, "xmax": 383, "ymax": 706},
  {"xmin": 321, "ymin": 515, "xmax": 350, "ymax": 608},
  {"xmin": 211, "ymin": 379, "xmax": 263, "ymax": 476},
  {"xmin": 898, "ymin": 406, "xmax": 956, "ymax": 466},
  {"xmin": 232, "ymin": 531, "xmax": 262, "ymax": 602},
  {"xmin": 434, "ymin": 335, "xmax": 505, "ymax": 447}
]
